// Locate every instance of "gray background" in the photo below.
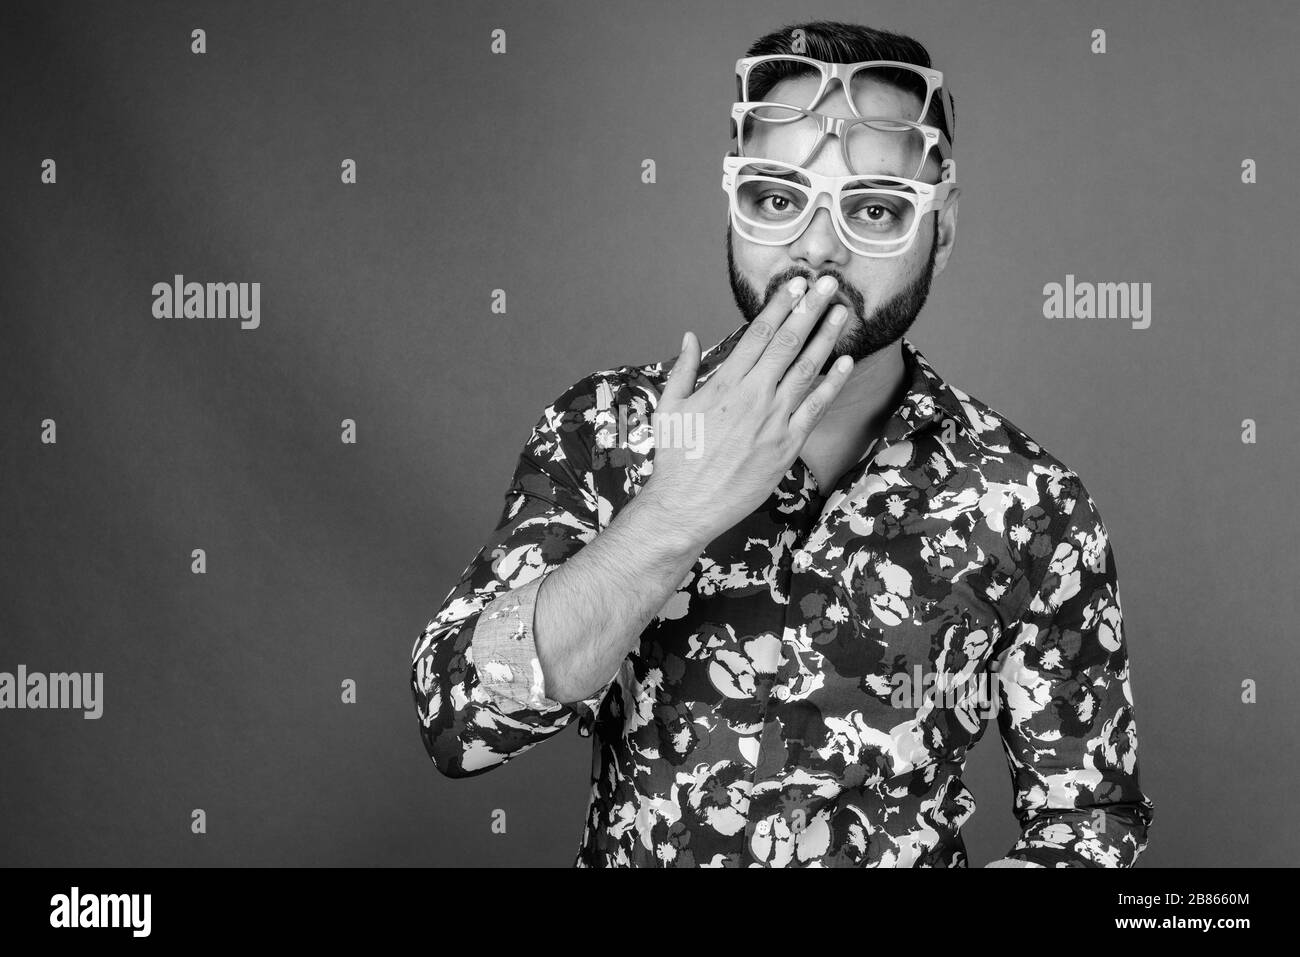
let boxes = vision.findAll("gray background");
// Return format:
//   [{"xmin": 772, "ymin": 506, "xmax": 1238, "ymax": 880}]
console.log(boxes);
[{"xmin": 2, "ymin": 0, "xmax": 1297, "ymax": 866}]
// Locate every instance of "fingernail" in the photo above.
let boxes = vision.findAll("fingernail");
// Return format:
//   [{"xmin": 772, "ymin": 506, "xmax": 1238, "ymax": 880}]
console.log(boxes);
[
  {"xmin": 788, "ymin": 276, "xmax": 808, "ymax": 296},
  {"xmin": 816, "ymin": 275, "xmax": 837, "ymax": 294},
  {"xmin": 829, "ymin": 305, "xmax": 846, "ymax": 326},
  {"xmin": 681, "ymin": 331, "xmax": 691, "ymax": 351}
]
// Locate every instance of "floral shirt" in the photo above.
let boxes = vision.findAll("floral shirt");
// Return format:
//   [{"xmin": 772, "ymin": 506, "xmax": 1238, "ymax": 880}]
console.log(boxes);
[{"xmin": 411, "ymin": 321, "xmax": 1153, "ymax": 867}]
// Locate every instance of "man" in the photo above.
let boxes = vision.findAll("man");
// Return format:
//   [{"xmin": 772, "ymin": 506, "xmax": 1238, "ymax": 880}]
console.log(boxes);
[{"xmin": 411, "ymin": 20, "xmax": 1153, "ymax": 867}]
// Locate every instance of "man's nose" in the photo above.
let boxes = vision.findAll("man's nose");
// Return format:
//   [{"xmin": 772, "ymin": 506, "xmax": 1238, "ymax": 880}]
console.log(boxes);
[{"xmin": 786, "ymin": 206, "xmax": 851, "ymax": 270}]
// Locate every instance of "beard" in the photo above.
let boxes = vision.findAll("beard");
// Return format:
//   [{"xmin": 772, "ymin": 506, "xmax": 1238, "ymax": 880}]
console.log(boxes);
[{"xmin": 726, "ymin": 226, "xmax": 938, "ymax": 374}]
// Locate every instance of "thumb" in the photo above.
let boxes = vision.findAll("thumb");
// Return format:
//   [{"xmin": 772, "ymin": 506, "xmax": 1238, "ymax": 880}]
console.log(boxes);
[{"xmin": 660, "ymin": 331, "xmax": 700, "ymax": 405}]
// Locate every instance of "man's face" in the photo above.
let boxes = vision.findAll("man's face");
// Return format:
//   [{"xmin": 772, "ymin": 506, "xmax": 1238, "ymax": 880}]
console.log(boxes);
[{"xmin": 727, "ymin": 73, "xmax": 958, "ymax": 365}]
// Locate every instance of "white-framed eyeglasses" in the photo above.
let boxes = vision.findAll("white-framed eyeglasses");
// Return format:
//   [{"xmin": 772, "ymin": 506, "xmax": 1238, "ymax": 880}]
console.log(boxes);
[
  {"xmin": 721, "ymin": 154, "xmax": 954, "ymax": 258},
  {"xmin": 734, "ymin": 55, "xmax": 955, "ymax": 141},
  {"xmin": 729, "ymin": 101, "xmax": 951, "ymax": 181}
]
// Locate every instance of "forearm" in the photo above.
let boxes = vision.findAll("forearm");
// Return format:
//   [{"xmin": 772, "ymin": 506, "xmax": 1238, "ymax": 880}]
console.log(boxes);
[{"xmin": 533, "ymin": 484, "xmax": 707, "ymax": 703}]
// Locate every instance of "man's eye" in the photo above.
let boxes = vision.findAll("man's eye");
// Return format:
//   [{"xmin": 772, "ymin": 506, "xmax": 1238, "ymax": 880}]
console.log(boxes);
[
  {"xmin": 850, "ymin": 202, "xmax": 899, "ymax": 224},
  {"xmin": 759, "ymin": 192, "xmax": 797, "ymax": 213}
]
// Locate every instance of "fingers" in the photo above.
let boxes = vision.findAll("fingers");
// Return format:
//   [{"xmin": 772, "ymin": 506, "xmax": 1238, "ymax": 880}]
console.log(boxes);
[
  {"xmin": 775, "ymin": 303, "xmax": 848, "ymax": 404},
  {"xmin": 660, "ymin": 330, "xmax": 700, "ymax": 405},
  {"xmin": 714, "ymin": 275, "xmax": 809, "ymax": 383},
  {"xmin": 788, "ymin": 355, "xmax": 854, "ymax": 439},
  {"xmin": 747, "ymin": 274, "xmax": 842, "ymax": 385}
]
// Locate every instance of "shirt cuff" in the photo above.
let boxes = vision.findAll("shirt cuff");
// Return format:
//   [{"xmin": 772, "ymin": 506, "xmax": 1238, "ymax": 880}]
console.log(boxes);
[
  {"xmin": 473, "ymin": 577, "xmax": 564, "ymax": 714},
  {"xmin": 474, "ymin": 576, "xmax": 619, "ymax": 718},
  {"xmin": 985, "ymin": 857, "xmax": 1046, "ymax": 868}
]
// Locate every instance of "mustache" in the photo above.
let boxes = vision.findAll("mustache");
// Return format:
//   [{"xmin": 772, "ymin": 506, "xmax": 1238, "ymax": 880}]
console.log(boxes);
[{"xmin": 762, "ymin": 267, "xmax": 866, "ymax": 319}]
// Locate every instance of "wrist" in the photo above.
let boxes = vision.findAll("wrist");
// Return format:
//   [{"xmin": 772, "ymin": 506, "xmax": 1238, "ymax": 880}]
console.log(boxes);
[{"xmin": 625, "ymin": 481, "xmax": 710, "ymax": 561}]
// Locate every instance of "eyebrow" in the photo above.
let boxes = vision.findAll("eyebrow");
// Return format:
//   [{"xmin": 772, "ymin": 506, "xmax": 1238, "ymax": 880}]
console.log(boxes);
[
  {"xmin": 748, "ymin": 163, "xmax": 805, "ymax": 179},
  {"xmin": 845, "ymin": 175, "xmax": 921, "ymax": 191}
]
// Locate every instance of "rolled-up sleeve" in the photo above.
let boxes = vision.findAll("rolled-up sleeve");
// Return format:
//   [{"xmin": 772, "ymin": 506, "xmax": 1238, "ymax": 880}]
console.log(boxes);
[
  {"xmin": 474, "ymin": 576, "xmax": 614, "ymax": 715},
  {"xmin": 993, "ymin": 475, "xmax": 1154, "ymax": 866},
  {"xmin": 411, "ymin": 385, "xmax": 622, "ymax": 778}
]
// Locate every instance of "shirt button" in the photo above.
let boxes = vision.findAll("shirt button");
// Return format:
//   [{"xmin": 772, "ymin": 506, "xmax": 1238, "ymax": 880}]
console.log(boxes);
[
  {"xmin": 792, "ymin": 550, "xmax": 811, "ymax": 572},
  {"xmin": 773, "ymin": 684, "xmax": 791, "ymax": 701},
  {"xmin": 756, "ymin": 819, "xmax": 771, "ymax": 836}
]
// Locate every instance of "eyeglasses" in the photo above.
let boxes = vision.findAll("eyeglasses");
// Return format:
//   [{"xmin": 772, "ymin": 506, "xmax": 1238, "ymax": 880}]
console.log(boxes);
[
  {"xmin": 735, "ymin": 56, "xmax": 954, "ymax": 142},
  {"xmin": 721, "ymin": 155, "xmax": 954, "ymax": 258},
  {"xmin": 729, "ymin": 101, "xmax": 951, "ymax": 181}
]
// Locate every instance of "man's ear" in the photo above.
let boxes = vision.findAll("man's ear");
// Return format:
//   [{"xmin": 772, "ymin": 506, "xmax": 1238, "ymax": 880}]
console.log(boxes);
[{"xmin": 932, "ymin": 186, "xmax": 960, "ymax": 277}]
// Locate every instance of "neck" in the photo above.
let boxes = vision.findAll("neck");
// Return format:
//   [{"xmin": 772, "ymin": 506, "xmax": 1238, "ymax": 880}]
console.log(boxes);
[{"xmin": 818, "ymin": 338, "xmax": 908, "ymax": 435}]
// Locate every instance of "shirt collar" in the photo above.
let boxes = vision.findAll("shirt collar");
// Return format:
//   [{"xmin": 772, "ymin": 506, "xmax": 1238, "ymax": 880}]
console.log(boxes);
[{"xmin": 691, "ymin": 321, "xmax": 973, "ymax": 446}]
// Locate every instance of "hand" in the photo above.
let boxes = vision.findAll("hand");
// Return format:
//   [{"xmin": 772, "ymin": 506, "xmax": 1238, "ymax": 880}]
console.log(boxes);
[{"xmin": 639, "ymin": 274, "xmax": 854, "ymax": 550}]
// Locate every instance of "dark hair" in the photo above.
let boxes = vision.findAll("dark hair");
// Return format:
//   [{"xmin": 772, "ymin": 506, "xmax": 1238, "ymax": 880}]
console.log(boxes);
[{"xmin": 743, "ymin": 20, "xmax": 955, "ymax": 145}]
